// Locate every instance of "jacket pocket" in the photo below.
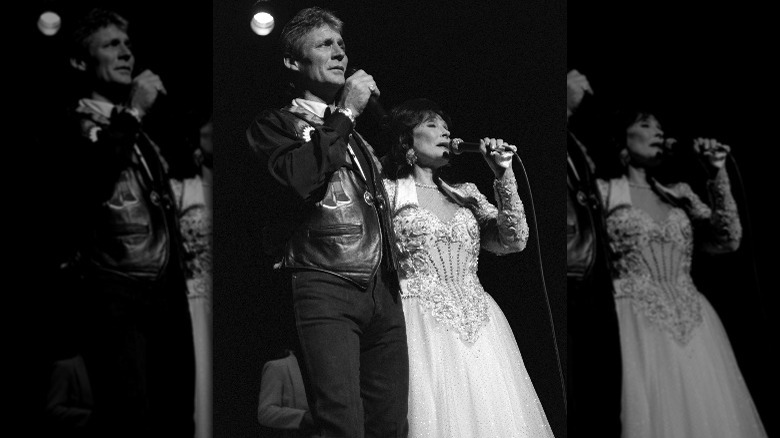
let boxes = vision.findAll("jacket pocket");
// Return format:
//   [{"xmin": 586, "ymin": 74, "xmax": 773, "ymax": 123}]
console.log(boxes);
[{"xmin": 308, "ymin": 224, "xmax": 362, "ymax": 239}]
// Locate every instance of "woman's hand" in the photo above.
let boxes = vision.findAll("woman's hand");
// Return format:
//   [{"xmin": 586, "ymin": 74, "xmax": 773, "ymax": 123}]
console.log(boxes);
[
  {"xmin": 480, "ymin": 137, "xmax": 517, "ymax": 177},
  {"xmin": 693, "ymin": 137, "xmax": 730, "ymax": 171}
]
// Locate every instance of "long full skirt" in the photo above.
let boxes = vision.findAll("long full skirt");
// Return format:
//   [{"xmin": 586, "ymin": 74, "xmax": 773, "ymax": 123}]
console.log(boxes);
[
  {"xmin": 616, "ymin": 295, "xmax": 767, "ymax": 438},
  {"xmin": 404, "ymin": 295, "xmax": 555, "ymax": 438}
]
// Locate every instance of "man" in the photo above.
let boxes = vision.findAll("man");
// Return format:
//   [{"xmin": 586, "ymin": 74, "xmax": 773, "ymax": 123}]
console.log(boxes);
[
  {"xmin": 257, "ymin": 349, "xmax": 315, "ymax": 437},
  {"xmin": 57, "ymin": 8, "xmax": 196, "ymax": 437},
  {"xmin": 566, "ymin": 69, "xmax": 622, "ymax": 436},
  {"xmin": 246, "ymin": 7, "xmax": 409, "ymax": 438},
  {"xmin": 43, "ymin": 354, "xmax": 94, "ymax": 438}
]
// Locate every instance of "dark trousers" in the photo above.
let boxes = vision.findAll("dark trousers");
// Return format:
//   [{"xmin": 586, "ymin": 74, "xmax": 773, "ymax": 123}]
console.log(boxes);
[
  {"xmin": 291, "ymin": 268, "xmax": 409, "ymax": 438},
  {"xmin": 78, "ymin": 267, "xmax": 195, "ymax": 438}
]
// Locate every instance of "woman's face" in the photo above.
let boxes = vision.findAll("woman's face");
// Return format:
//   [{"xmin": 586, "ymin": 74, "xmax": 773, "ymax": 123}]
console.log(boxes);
[
  {"xmin": 411, "ymin": 114, "xmax": 451, "ymax": 169},
  {"xmin": 625, "ymin": 114, "xmax": 665, "ymax": 167}
]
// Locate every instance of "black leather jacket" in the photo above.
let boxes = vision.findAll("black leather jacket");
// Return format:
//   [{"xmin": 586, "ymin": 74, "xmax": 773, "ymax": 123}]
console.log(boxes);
[
  {"xmin": 66, "ymin": 100, "xmax": 184, "ymax": 283},
  {"xmin": 247, "ymin": 104, "xmax": 395, "ymax": 289},
  {"xmin": 567, "ymin": 130, "xmax": 603, "ymax": 283}
]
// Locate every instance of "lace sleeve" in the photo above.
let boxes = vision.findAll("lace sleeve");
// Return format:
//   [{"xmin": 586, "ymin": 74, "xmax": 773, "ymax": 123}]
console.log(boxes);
[
  {"xmin": 671, "ymin": 170, "xmax": 742, "ymax": 253},
  {"xmin": 465, "ymin": 170, "xmax": 529, "ymax": 255}
]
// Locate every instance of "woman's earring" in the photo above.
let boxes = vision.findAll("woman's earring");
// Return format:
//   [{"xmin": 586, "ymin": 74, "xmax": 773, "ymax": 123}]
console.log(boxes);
[
  {"xmin": 405, "ymin": 148, "xmax": 418, "ymax": 167},
  {"xmin": 620, "ymin": 148, "xmax": 630, "ymax": 167}
]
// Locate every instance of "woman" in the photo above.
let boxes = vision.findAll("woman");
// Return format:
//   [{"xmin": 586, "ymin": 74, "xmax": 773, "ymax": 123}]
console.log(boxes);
[
  {"xmin": 257, "ymin": 347, "xmax": 315, "ymax": 437},
  {"xmin": 169, "ymin": 120, "xmax": 213, "ymax": 438},
  {"xmin": 381, "ymin": 98, "xmax": 555, "ymax": 437},
  {"xmin": 596, "ymin": 108, "xmax": 767, "ymax": 437}
]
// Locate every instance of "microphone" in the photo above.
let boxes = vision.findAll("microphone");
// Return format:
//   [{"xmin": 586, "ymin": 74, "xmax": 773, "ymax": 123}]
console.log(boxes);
[
  {"xmin": 448, "ymin": 138, "xmax": 515, "ymax": 155},
  {"xmin": 346, "ymin": 67, "xmax": 388, "ymax": 121},
  {"xmin": 366, "ymin": 94, "xmax": 387, "ymax": 121},
  {"xmin": 448, "ymin": 138, "xmax": 482, "ymax": 154},
  {"xmin": 660, "ymin": 137, "xmax": 680, "ymax": 159},
  {"xmin": 131, "ymin": 62, "xmax": 170, "ymax": 112}
]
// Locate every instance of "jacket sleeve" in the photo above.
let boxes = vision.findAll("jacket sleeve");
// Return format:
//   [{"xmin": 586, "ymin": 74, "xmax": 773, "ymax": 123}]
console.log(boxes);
[
  {"xmin": 465, "ymin": 170, "xmax": 529, "ymax": 255},
  {"xmin": 246, "ymin": 108, "xmax": 354, "ymax": 203},
  {"xmin": 257, "ymin": 361, "xmax": 307, "ymax": 429},
  {"xmin": 67, "ymin": 106, "xmax": 146, "ymax": 205}
]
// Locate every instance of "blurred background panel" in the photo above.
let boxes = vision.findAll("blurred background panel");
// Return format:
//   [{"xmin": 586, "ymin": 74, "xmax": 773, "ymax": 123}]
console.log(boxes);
[
  {"xmin": 569, "ymin": 2, "xmax": 777, "ymax": 436},
  {"xmin": 17, "ymin": 0, "xmax": 211, "ymax": 435},
  {"xmin": 23, "ymin": 0, "xmax": 211, "ymax": 122}
]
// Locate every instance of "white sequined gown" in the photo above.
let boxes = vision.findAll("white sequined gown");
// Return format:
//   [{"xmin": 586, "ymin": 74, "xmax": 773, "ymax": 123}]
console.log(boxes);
[
  {"xmin": 598, "ymin": 174, "xmax": 767, "ymax": 438},
  {"xmin": 385, "ymin": 174, "xmax": 555, "ymax": 438}
]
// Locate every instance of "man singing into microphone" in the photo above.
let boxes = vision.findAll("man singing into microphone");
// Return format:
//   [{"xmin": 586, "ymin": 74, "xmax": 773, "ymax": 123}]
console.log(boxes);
[
  {"xmin": 56, "ymin": 8, "xmax": 196, "ymax": 437},
  {"xmin": 246, "ymin": 7, "xmax": 409, "ymax": 437}
]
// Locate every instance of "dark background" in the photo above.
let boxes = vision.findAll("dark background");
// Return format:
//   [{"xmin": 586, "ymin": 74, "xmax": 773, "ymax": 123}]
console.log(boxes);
[
  {"xmin": 214, "ymin": 0, "xmax": 567, "ymax": 437},
  {"xmin": 17, "ymin": 0, "xmax": 211, "ymax": 434},
  {"xmin": 569, "ymin": 1, "xmax": 777, "ymax": 435},
  {"xmin": 22, "ymin": 0, "xmax": 211, "ymax": 128},
  {"xmin": 17, "ymin": 0, "xmax": 773, "ymax": 436}
]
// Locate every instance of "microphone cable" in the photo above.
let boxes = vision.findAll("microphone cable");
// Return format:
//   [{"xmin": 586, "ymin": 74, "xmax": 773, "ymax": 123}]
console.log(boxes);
[
  {"xmin": 723, "ymin": 152, "xmax": 766, "ymax": 321},
  {"xmin": 510, "ymin": 150, "xmax": 568, "ymax": 415},
  {"xmin": 686, "ymin": 147, "xmax": 765, "ymax": 321}
]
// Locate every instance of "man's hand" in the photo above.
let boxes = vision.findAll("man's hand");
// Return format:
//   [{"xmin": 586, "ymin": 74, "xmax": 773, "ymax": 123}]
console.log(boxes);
[
  {"xmin": 299, "ymin": 410, "xmax": 317, "ymax": 434},
  {"xmin": 337, "ymin": 69, "xmax": 378, "ymax": 118},
  {"xmin": 129, "ymin": 69, "xmax": 167, "ymax": 118},
  {"xmin": 567, "ymin": 69, "xmax": 592, "ymax": 118}
]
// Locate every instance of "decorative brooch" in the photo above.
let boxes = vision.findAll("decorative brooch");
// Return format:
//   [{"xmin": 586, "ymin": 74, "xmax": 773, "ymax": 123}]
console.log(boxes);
[{"xmin": 301, "ymin": 126, "xmax": 315, "ymax": 142}]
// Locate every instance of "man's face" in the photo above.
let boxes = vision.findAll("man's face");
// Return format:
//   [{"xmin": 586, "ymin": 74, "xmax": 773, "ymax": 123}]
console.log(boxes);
[
  {"xmin": 288, "ymin": 25, "xmax": 348, "ymax": 97},
  {"xmin": 85, "ymin": 24, "xmax": 135, "ymax": 87}
]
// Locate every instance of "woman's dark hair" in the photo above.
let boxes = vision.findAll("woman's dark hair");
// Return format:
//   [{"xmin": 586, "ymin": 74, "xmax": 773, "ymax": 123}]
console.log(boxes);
[
  {"xmin": 380, "ymin": 98, "xmax": 452, "ymax": 180},
  {"xmin": 598, "ymin": 102, "xmax": 690, "ymax": 189},
  {"xmin": 610, "ymin": 106, "xmax": 660, "ymax": 149},
  {"xmin": 594, "ymin": 102, "xmax": 663, "ymax": 180}
]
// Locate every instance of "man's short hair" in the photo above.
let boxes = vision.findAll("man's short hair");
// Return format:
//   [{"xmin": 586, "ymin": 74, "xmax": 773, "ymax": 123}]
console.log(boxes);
[
  {"xmin": 279, "ymin": 7, "xmax": 343, "ymax": 60},
  {"xmin": 69, "ymin": 8, "xmax": 129, "ymax": 61}
]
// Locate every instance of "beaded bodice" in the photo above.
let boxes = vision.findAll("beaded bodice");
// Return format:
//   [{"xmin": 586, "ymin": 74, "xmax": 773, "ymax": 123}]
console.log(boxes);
[
  {"xmin": 385, "ymin": 174, "xmax": 528, "ymax": 343},
  {"xmin": 598, "ymin": 174, "xmax": 741, "ymax": 345}
]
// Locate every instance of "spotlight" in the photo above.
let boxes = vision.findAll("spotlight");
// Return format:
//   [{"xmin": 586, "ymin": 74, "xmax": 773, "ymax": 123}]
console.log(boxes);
[
  {"xmin": 38, "ymin": 11, "xmax": 61, "ymax": 36},
  {"xmin": 250, "ymin": 0, "xmax": 275, "ymax": 36}
]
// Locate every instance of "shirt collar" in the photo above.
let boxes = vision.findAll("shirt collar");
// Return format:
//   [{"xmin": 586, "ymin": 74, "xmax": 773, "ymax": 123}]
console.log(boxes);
[
  {"xmin": 78, "ymin": 98, "xmax": 116, "ymax": 119},
  {"xmin": 291, "ymin": 98, "xmax": 334, "ymax": 119}
]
